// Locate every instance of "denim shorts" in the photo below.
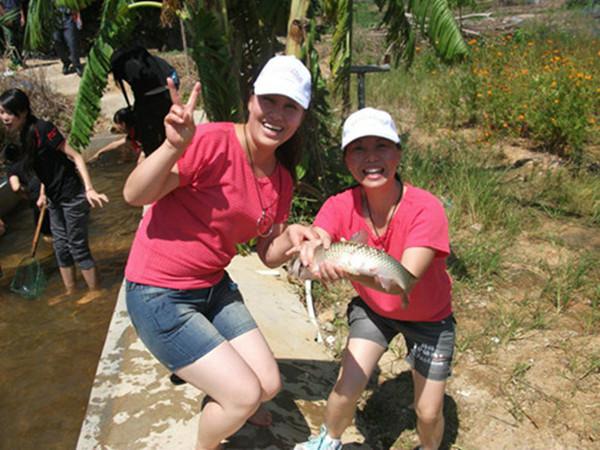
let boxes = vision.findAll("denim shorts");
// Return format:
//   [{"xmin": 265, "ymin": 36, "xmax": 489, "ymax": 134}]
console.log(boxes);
[
  {"xmin": 125, "ymin": 272, "xmax": 257, "ymax": 371},
  {"xmin": 347, "ymin": 297, "xmax": 456, "ymax": 381}
]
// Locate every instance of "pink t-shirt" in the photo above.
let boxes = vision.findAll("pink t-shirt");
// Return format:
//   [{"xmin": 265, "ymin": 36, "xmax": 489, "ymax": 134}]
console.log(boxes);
[
  {"xmin": 125, "ymin": 122, "xmax": 293, "ymax": 289},
  {"xmin": 314, "ymin": 184, "xmax": 452, "ymax": 322}
]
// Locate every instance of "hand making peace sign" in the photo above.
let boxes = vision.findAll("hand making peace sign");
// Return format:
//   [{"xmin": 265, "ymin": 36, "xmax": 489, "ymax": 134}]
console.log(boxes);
[{"xmin": 164, "ymin": 78, "xmax": 202, "ymax": 153}]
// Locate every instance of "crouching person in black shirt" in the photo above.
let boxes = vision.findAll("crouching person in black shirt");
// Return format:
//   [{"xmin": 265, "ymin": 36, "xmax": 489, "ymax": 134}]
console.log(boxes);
[{"xmin": 0, "ymin": 88, "xmax": 108, "ymax": 294}]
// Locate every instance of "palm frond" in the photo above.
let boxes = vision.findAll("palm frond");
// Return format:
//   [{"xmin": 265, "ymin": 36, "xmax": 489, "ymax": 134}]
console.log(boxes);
[
  {"xmin": 0, "ymin": 7, "xmax": 19, "ymax": 26},
  {"xmin": 376, "ymin": 0, "xmax": 415, "ymax": 66},
  {"xmin": 408, "ymin": 0, "xmax": 469, "ymax": 62},
  {"xmin": 229, "ymin": 0, "xmax": 280, "ymax": 103},
  {"xmin": 188, "ymin": 3, "xmax": 242, "ymax": 122},
  {"xmin": 378, "ymin": 0, "xmax": 468, "ymax": 66},
  {"xmin": 23, "ymin": 0, "xmax": 55, "ymax": 52},
  {"xmin": 68, "ymin": 0, "xmax": 138, "ymax": 150},
  {"xmin": 330, "ymin": 0, "xmax": 352, "ymax": 101},
  {"xmin": 55, "ymin": 0, "xmax": 97, "ymax": 9},
  {"xmin": 294, "ymin": 7, "xmax": 349, "ymax": 207}
]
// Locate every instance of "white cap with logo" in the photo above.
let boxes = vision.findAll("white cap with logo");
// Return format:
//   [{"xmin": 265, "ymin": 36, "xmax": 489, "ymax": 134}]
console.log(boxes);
[
  {"xmin": 253, "ymin": 55, "xmax": 312, "ymax": 110},
  {"xmin": 342, "ymin": 107, "xmax": 400, "ymax": 150}
]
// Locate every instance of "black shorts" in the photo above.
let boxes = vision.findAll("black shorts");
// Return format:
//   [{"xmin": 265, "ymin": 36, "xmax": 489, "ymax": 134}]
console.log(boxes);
[{"xmin": 347, "ymin": 297, "xmax": 456, "ymax": 381}]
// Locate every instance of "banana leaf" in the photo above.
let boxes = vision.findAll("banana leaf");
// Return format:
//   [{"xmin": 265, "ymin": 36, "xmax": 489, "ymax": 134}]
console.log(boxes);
[
  {"xmin": 68, "ymin": 0, "xmax": 138, "ymax": 150},
  {"xmin": 23, "ymin": 1, "xmax": 54, "ymax": 52},
  {"xmin": 189, "ymin": 4, "xmax": 242, "ymax": 122},
  {"xmin": 54, "ymin": 0, "xmax": 97, "ymax": 9},
  {"xmin": 376, "ymin": 0, "xmax": 469, "ymax": 66}
]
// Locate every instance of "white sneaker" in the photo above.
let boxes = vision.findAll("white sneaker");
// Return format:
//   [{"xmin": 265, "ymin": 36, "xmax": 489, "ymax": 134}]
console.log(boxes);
[{"xmin": 294, "ymin": 425, "xmax": 342, "ymax": 450}]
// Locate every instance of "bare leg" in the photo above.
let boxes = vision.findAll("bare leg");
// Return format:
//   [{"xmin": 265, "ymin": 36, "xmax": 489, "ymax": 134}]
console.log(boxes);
[
  {"xmin": 324, "ymin": 338, "xmax": 386, "ymax": 438},
  {"xmin": 195, "ymin": 328, "xmax": 280, "ymax": 428},
  {"xmin": 80, "ymin": 266, "xmax": 100, "ymax": 290},
  {"xmin": 229, "ymin": 328, "xmax": 282, "ymax": 427},
  {"xmin": 59, "ymin": 266, "xmax": 76, "ymax": 294},
  {"xmin": 175, "ymin": 340, "xmax": 264, "ymax": 450},
  {"xmin": 412, "ymin": 369, "xmax": 446, "ymax": 450}
]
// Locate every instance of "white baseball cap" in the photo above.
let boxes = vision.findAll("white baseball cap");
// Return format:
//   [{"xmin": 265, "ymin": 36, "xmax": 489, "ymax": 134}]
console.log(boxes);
[
  {"xmin": 253, "ymin": 55, "xmax": 312, "ymax": 109},
  {"xmin": 342, "ymin": 107, "xmax": 401, "ymax": 150}
]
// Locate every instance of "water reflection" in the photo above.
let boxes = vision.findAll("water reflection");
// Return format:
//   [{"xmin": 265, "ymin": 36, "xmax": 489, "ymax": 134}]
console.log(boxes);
[{"xmin": 0, "ymin": 152, "xmax": 139, "ymax": 449}]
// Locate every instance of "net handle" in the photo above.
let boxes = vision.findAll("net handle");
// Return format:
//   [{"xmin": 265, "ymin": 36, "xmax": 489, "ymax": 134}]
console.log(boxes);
[{"xmin": 31, "ymin": 204, "xmax": 47, "ymax": 257}]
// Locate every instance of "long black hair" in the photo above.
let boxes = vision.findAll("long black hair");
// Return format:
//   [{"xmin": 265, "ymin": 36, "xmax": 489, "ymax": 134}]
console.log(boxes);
[{"xmin": 0, "ymin": 88, "xmax": 37, "ymax": 171}]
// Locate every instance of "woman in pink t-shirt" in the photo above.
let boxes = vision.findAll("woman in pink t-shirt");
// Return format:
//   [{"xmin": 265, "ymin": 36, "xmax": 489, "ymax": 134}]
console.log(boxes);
[
  {"xmin": 123, "ymin": 55, "xmax": 319, "ymax": 450},
  {"xmin": 294, "ymin": 108, "xmax": 455, "ymax": 450}
]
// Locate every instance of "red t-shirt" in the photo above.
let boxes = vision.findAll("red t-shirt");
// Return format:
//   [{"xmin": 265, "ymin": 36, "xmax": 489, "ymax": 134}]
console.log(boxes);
[
  {"xmin": 125, "ymin": 122, "xmax": 293, "ymax": 289},
  {"xmin": 314, "ymin": 184, "xmax": 452, "ymax": 322}
]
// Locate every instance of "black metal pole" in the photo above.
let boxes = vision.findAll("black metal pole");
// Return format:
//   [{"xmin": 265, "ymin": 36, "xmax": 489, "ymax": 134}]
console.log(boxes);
[{"xmin": 349, "ymin": 64, "xmax": 390, "ymax": 110}]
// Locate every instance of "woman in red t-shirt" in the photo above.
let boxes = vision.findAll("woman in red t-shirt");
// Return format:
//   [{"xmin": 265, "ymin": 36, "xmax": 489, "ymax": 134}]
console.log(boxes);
[
  {"xmin": 123, "ymin": 55, "xmax": 319, "ymax": 450},
  {"xmin": 294, "ymin": 108, "xmax": 455, "ymax": 450}
]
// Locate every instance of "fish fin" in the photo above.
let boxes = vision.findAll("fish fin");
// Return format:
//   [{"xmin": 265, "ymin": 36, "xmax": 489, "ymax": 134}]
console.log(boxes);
[
  {"xmin": 375, "ymin": 275, "xmax": 394, "ymax": 291},
  {"xmin": 349, "ymin": 230, "xmax": 369, "ymax": 244},
  {"xmin": 374, "ymin": 274, "xmax": 410, "ymax": 308}
]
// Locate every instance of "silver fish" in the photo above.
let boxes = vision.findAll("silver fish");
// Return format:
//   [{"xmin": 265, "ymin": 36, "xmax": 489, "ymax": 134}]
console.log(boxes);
[{"xmin": 289, "ymin": 241, "xmax": 417, "ymax": 308}]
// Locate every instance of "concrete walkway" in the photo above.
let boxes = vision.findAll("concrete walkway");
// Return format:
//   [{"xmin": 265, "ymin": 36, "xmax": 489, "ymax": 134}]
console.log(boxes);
[{"xmin": 76, "ymin": 254, "xmax": 364, "ymax": 449}]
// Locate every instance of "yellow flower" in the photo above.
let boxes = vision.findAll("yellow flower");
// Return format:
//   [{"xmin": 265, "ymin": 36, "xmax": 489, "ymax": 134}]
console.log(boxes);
[{"xmin": 551, "ymin": 80, "xmax": 557, "ymax": 88}]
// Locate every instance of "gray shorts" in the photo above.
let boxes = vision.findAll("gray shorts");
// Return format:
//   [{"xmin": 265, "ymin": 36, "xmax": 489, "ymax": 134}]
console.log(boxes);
[{"xmin": 347, "ymin": 297, "xmax": 456, "ymax": 381}]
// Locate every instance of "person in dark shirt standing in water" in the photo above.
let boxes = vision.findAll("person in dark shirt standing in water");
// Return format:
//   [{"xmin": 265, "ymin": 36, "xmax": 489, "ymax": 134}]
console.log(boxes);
[{"xmin": 0, "ymin": 88, "xmax": 108, "ymax": 294}]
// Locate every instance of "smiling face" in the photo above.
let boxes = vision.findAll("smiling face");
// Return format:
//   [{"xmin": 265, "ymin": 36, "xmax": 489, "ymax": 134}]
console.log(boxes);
[
  {"xmin": 344, "ymin": 136, "xmax": 401, "ymax": 189},
  {"xmin": 0, "ymin": 105, "xmax": 27, "ymax": 134},
  {"xmin": 246, "ymin": 94, "xmax": 305, "ymax": 151}
]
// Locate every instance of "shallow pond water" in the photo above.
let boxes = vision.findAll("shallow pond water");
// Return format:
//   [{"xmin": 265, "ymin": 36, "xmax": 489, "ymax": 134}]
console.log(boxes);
[{"xmin": 0, "ymin": 155, "xmax": 140, "ymax": 449}]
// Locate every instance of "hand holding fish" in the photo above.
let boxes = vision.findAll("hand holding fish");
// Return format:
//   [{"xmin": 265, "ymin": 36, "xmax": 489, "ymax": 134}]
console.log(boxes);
[
  {"xmin": 289, "ymin": 238, "xmax": 417, "ymax": 309},
  {"xmin": 284, "ymin": 224, "xmax": 322, "ymax": 252}
]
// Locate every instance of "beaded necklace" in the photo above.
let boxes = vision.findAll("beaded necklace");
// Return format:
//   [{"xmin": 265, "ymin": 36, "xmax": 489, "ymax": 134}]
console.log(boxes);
[
  {"xmin": 242, "ymin": 123, "xmax": 277, "ymax": 237},
  {"xmin": 363, "ymin": 181, "xmax": 403, "ymax": 243}
]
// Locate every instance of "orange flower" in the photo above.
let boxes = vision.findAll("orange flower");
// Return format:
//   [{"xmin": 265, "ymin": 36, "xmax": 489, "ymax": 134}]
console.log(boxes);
[
  {"xmin": 468, "ymin": 39, "xmax": 477, "ymax": 46},
  {"xmin": 517, "ymin": 114, "xmax": 525, "ymax": 121}
]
